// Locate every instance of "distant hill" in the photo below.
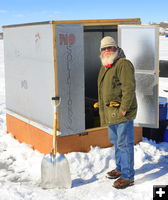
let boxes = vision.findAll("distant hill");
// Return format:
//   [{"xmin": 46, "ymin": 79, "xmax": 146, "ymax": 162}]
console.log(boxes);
[
  {"xmin": 150, "ymin": 21, "xmax": 168, "ymax": 35},
  {"xmin": 159, "ymin": 22, "xmax": 168, "ymax": 35},
  {"xmin": 0, "ymin": 32, "xmax": 3, "ymax": 39}
]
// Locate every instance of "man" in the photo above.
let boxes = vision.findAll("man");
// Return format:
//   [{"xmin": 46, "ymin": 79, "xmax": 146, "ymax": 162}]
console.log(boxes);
[{"xmin": 98, "ymin": 36, "xmax": 137, "ymax": 189}]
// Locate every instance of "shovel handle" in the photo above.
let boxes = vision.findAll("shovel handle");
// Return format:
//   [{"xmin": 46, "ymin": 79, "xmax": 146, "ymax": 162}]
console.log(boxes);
[
  {"xmin": 52, "ymin": 96, "xmax": 61, "ymax": 157},
  {"xmin": 52, "ymin": 96, "xmax": 60, "ymax": 101}
]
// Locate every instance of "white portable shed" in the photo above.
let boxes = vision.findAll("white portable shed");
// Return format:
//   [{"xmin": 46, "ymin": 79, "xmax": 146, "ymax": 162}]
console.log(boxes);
[{"xmin": 3, "ymin": 18, "xmax": 159, "ymax": 153}]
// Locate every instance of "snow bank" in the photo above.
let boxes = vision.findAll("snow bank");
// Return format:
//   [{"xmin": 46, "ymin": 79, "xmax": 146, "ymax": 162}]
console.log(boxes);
[{"xmin": 0, "ymin": 127, "xmax": 168, "ymax": 200}]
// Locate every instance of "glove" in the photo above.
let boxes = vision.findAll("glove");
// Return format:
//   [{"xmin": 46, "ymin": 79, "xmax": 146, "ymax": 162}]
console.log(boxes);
[
  {"xmin": 109, "ymin": 101, "xmax": 120, "ymax": 107},
  {"xmin": 93, "ymin": 102, "xmax": 99, "ymax": 108}
]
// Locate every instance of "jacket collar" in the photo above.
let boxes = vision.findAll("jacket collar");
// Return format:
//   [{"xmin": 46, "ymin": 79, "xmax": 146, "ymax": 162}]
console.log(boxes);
[{"xmin": 113, "ymin": 47, "xmax": 126, "ymax": 64}]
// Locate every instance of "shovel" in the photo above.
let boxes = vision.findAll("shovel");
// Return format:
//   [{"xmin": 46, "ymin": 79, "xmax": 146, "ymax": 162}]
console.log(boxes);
[{"xmin": 41, "ymin": 96, "xmax": 72, "ymax": 189}]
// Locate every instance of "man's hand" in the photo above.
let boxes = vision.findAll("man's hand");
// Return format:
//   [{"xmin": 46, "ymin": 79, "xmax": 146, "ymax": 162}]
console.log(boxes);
[{"xmin": 119, "ymin": 110, "xmax": 126, "ymax": 116}]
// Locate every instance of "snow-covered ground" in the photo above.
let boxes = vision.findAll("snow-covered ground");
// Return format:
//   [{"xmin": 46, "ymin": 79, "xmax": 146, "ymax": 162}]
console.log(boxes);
[
  {"xmin": 0, "ymin": 39, "xmax": 168, "ymax": 200},
  {"xmin": 160, "ymin": 35, "xmax": 168, "ymax": 61},
  {"xmin": 159, "ymin": 77, "xmax": 168, "ymax": 99}
]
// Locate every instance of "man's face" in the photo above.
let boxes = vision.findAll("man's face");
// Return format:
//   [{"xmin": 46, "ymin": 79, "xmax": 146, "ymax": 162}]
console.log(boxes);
[
  {"xmin": 100, "ymin": 46, "xmax": 118, "ymax": 66},
  {"xmin": 101, "ymin": 46, "xmax": 117, "ymax": 57}
]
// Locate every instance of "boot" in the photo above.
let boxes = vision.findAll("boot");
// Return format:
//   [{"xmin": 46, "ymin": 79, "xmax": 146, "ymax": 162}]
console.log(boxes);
[
  {"xmin": 106, "ymin": 169, "xmax": 121, "ymax": 179},
  {"xmin": 113, "ymin": 177, "xmax": 134, "ymax": 189}
]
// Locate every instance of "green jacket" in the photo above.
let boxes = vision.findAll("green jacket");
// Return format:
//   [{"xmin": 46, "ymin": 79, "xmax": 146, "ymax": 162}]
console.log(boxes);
[{"xmin": 98, "ymin": 55, "xmax": 137, "ymax": 127}]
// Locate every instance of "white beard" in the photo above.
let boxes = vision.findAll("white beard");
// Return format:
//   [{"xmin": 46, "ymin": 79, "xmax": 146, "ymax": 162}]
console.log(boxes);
[{"xmin": 100, "ymin": 51, "xmax": 118, "ymax": 66}]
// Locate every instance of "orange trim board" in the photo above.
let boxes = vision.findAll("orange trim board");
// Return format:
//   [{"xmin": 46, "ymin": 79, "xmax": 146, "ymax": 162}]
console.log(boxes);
[{"xmin": 6, "ymin": 114, "xmax": 142, "ymax": 154}]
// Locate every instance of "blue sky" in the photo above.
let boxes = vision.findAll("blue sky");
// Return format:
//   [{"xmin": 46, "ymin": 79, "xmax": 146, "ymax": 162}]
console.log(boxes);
[{"xmin": 0, "ymin": 0, "xmax": 168, "ymax": 31}]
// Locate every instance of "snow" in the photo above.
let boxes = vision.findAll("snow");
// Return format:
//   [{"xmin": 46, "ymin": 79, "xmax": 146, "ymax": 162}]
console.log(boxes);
[
  {"xmin": 159, "ymin": 77, "xmax": 168, "ymax": 99},
  {"xmin": 0, "ymin": 39, "xmax": 168, "ymax": 200},
  {"xmin": 160, "ymin": 36, "xmax": 168, "ymax": 60}
]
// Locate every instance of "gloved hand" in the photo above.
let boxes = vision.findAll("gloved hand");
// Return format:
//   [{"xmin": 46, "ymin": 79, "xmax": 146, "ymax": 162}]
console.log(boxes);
[{"xmin": 93, "ymin": 102, "xmax": 99, "ymax": 108}]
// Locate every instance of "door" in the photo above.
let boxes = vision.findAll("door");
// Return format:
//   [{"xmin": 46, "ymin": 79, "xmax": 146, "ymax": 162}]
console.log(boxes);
[
  {"xmin": 55, "ymin": 24, "xmax": 85, "ymax": 136},
  {"xmin": 118, "ymin": 25, "xmax": 159, "ymax": 128}
]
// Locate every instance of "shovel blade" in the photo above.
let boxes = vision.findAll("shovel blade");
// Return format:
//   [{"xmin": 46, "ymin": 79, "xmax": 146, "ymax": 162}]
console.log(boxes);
[{"xmin": 41, "ymin": 153, "xmax": 72, "ymax": 189}]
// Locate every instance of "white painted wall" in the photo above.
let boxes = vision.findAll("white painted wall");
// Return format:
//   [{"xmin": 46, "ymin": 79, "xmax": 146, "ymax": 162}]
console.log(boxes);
[{"xmin": 3, "ymin": 24, "xmax": 55, "ymax": 128}]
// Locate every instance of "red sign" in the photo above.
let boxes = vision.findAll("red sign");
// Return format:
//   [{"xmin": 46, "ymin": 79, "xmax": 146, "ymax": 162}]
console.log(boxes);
[{"xmin": 59, "ymin": 34, "xmax": 76, "ymax": 45}]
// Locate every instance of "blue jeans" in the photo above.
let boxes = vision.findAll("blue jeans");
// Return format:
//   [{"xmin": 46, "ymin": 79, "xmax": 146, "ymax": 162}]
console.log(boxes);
[{"xmin": 108, "ymin": 120, "xmax": 134, "ymax": 181}]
